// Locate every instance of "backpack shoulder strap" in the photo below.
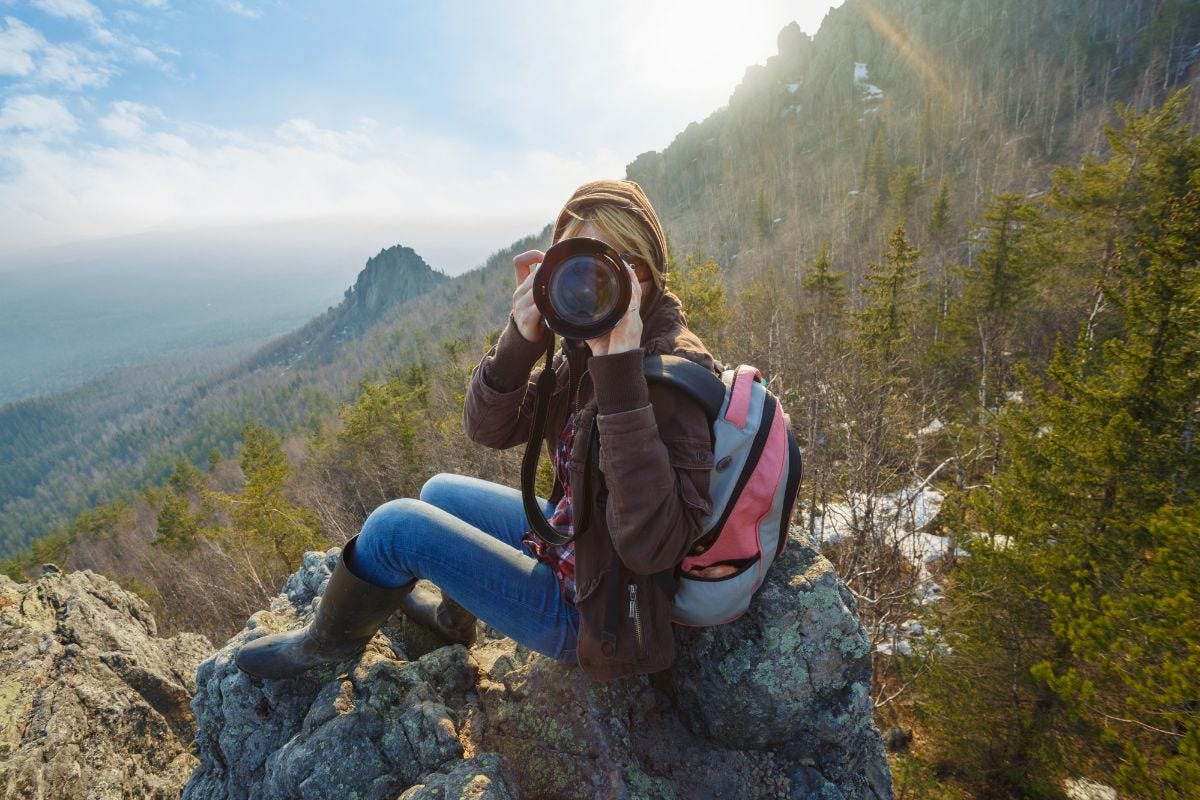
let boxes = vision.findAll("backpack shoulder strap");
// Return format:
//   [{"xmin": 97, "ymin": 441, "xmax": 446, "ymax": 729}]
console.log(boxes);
[{"xmin": 643, "ymin": 354, "xmax": 725, "ymax": 422}]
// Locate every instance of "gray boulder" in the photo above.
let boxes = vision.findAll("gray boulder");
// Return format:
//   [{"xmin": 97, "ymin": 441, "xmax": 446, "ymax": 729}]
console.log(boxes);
[
  {"xmin": 671, "ymin": 543, "xmax": 893, "ymax": 799},
  {"xmin": 0, "ymin": 567, "xmax": 211, "ymax": 800},
  {"xmin": 468, "ymin": 541, "xmax": 891, "ymax": 800},
  {"xmin": 398, "ymin": 753, "xmax": 521, "ymax": 800},
  {"xmin": 188, "ymin": 538, "xmax": 891, "ymax": 800},
  {"xmin": 184, "ymin": 549, "xmax": 516, "ymax": 800},
  {"xmin": 470, "ymin": 635, "xmax": 796, "ymax": 800}
]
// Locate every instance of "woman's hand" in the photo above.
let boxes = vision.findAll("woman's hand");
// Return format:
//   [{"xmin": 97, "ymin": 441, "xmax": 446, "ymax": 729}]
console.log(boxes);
[
  {"xmin": 586, "ymin": 262, "xmax": 642, "ymax": 357},
  {"xmin": 512, "ymin": 249, "xmax": 545, "ymax": 343}
]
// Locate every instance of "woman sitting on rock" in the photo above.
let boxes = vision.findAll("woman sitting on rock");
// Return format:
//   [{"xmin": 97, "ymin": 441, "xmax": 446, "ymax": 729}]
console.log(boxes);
[{"xmin": 235, "ymin": 179, "xmax": 715, "ymax": 681}]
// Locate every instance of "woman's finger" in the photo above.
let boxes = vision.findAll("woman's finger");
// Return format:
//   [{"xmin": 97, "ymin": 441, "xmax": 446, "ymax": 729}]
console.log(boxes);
[
  {"xmin": 513, "ymin": 249, "xmax": 544, "ymax": 286},
  {"xmin": 627, "ymin": 263, "xmax": 641, "ymax": 311},
  {"xmin": 512, "ymin": 271, "xmax": 543, "ymax": 342}
]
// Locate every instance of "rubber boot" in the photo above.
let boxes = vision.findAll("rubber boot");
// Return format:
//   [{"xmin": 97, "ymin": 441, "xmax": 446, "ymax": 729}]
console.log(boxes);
[
  {"xmin": 235, "ymin": 536, "xmax": 411, "ymax": 680},
  {"xmin": 401, "ymin": 583, "xmax": 478, "ymax": 646}
]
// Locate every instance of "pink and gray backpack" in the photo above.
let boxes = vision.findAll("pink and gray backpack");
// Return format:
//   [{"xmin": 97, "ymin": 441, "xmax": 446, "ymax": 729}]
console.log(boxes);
[
  {"xmin": 644, "ymin": 356, "xmax": 803, "ymax": 626},
  {"xmin": 522, "ymin": 344, "xmax": 802, "ymax": 628}
]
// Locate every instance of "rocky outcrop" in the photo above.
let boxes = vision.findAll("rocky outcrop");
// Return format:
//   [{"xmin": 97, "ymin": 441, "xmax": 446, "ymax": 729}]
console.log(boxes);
[
  {"xmin": 184, "ymin": 550, "xmax": 517, "ymax": 800},
  {"xmin": 189, "ymin": 539, "xmax": 892, "ymax": 800},
  {"xmin": 245, "ymin": 243, "xmax": 449, "ymax": 371},
  {"xmin": 470, "ymin": 542, "xmax": 892, "ymax": 800},
  {"xmin": 670, "ymin": 544, "xmax": 892, "ymax": 798},
  {"xmin": 345, "ymin": 246, "xmax": 448, "ymax": 334},
  {"xmin": 0, "ymin": 566, "xmax": 211, "ymax": 800}
]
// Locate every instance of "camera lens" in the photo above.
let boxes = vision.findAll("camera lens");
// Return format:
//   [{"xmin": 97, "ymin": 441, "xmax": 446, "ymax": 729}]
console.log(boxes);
[
  {"xmin": 533, "ymin": 237, "xmax": 632, "ymax": 340},
  {"xmin": 548, "ymin": 255, "xmax": 622, "ymax": 325}
]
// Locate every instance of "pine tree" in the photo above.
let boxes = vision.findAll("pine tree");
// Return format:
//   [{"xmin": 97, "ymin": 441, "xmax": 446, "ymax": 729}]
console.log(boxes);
[
  {"xmin": 213, "ymin": 423, "xmax": 323, "ymax": 567},
  {"xmin": 167, "ymin": 458, "xmax": 203, "ymax": 495},
  {"xmin": 674, "ymin": 250, "xmax": 729, "ymax": 355},
  {"xmin": 928, "ymin": 91, "xmax": 1200, "ymax": 799},
  {"xmin": 887, "ymin": 165, "xmax": 921, "ymax": 220},
  {"xmin": 797, "ymin": 241, "xmax": 848, "ymax": 541},
  {"xmin": 755, "ymin": 185, "xmax": 773, "ymax": 237},
  {"xmin": 857, "ymin": 221, "xmax": 922, "ymax": 372},
  {"xmin": 928, "ymin": 176, "xmax": 951, "ymax": 238},
  {"xmin": 800, "ymin": 241, "xmax": 847, "ymax": 319},
  {"xmin": 939, "ymin": 193, "xmax": 1049, "ymax": 419},
  {"xmin": 862, "ymin": 127, "xmax": 890, "ymax": 204},
  {"xmin": 154, "ymin": 490, "xmax": 199, "ymax": 550}
]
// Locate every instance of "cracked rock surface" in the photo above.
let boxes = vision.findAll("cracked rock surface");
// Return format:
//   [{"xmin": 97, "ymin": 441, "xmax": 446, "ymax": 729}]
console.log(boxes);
[
  {"xmin": 189, "ymin": 540, "xmax": 891, "ymax": 800},
  {"xmin": 670, "ymin": 543, "xmax": 893, "ymax": 799},
  {"xmin": 468, "ymin": 541, "xmax": 892, "ymax": 800},
  {"xmin": 184, "ymin": 549, "xmax": 516, "ymax": 800},
  {"xmin": 0, "ymin": 567, "xmax": 212, "ymax": 800}
]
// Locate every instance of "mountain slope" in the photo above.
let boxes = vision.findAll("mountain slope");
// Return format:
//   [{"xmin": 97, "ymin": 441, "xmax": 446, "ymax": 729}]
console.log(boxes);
[
  {"xmin": 4, "ymin": 0, "xmax": 1197, "ymax": 563},
  {"xmin": 0, "ymin": 241, "xmax": 472, "ymax": 558}
]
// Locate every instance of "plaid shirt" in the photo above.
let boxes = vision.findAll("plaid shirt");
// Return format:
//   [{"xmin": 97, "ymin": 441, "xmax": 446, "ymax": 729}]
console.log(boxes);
[{"xmin": 521, "ymin": 412, "xmax": 577, "ymax": 603}]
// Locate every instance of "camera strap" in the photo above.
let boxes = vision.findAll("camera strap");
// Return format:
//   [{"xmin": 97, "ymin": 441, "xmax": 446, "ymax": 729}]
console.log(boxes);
[{"xmin": 521, "ymin": 332, "xmax": 576, "ymax": 547}]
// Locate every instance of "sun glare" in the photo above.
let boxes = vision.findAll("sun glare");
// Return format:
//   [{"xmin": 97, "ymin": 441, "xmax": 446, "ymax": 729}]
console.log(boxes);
[{"xmin": 616, "ymin": 1, "xmax": 837, "ymax": 113}]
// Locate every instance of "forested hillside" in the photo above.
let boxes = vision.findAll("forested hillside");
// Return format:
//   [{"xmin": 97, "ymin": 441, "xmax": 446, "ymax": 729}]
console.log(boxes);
[
  {"xmin": 632, "ymin": 0, "xmax": 1200, "ymax": 292},
  {"xmin": 0, "ymin": 242, "xmax": 493, "ymax": 557},
  {"xmin": 3, "ymin": 1, "xmax": 1198, "ymax": 796}
]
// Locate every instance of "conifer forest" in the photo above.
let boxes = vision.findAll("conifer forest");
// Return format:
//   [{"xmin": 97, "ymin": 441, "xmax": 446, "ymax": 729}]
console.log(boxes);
[{"xmin": 2, "ymin": 1, "xmax": 1198, "ymax": 797}]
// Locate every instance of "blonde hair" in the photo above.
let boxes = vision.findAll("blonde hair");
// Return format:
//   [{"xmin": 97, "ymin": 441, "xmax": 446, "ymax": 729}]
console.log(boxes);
[{"xmin": 557, "ymin": 204, "xmax": 657, "ymax": 273}]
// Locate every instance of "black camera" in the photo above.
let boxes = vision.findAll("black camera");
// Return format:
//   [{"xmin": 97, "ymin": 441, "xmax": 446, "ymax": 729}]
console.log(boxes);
[{"xmin": 532, "ymin": 237, "xmax": 634, "ymax": 340}]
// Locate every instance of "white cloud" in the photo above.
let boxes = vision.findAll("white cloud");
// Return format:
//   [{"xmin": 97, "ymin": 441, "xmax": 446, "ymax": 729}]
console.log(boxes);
[
  {"xmin": 30, "ymin": 0, "xmax": 104, "ymax": 26},
  {"xmin": 99, "ymin": 99, "xmax": 157, "ymax": 138},
  {"xmin": 89, "ymin": 25, "xmax": 117, "ymax": 45},
  {"xmin": 276, "ymin": 118, "xmax": 375, "ymax": 155},
  {"xmin": 131, "ymin": 44, "xmax": 163, "ymax": 65},
  {"xmin": 214, "ymin": 0, "xmax": 261, "ymax": 19},
  {"xmin": 0, "ymin": 94, "xmax": 78, "ymax": 136},
  {"xmin": 0, "ymin": 16, "xmax": 45, "ymax": 76},
  {"xmin": 0, "ymin": 115, "xmax": 622, "ymax": 263},
  {"xmin": 38, "ymin": 41, "xmax": 114, "ymax": 89}
]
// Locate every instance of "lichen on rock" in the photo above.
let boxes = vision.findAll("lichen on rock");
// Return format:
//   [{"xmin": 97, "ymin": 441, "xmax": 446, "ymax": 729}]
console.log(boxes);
[
  {"xmin": 184, "ymin": 549, "xmax": 514, "ymax": 800},
  {"xmin": 0, "ymin": 568, "xmax": 211, "ymax": 800},
  {"xmin": 465, "ymin": 538, "xmax": 892, "ymax": 800},
  {"xmin": 670, "ymin": 543, "xmax": 892, "ymax": 798},
  {"xmin": 187, "ymin": 536, "xmax": 892, "ymax": 800}
]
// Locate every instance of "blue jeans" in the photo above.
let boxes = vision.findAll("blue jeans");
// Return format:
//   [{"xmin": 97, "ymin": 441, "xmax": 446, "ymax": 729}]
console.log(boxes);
[{"xmin": 347, "ymin": 473, "xmax": 580, "ymax": 664}]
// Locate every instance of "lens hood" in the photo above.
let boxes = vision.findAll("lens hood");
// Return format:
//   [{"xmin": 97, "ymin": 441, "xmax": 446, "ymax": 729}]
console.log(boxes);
[{"xmin": 533, "ymin": 237, "xmax": 632, "ymax": 340}]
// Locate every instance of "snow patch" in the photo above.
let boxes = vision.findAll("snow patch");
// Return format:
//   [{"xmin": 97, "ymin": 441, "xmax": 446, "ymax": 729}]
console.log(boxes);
[
  {"xmin": 876, "ymin": 639, "xmax": 911, "ymax": 657},
  {"xmin": 918, "ymin": 418, "xmax": 945, "ymax": 436},
  {"xmin": 1064, "ymin": 778, "xmax": 1117, "ymax": 800},
  {"xmin": 853, "ymin": 61, "xmax": 884, "ymax": 100},
  {"xmin": 811, "ymin": 485, "xmax": 946, "ymax": 552}
]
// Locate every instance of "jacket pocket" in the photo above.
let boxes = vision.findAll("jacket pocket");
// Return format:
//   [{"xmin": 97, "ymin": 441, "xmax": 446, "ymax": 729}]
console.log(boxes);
[
  {"xmin": 578, "ymin": 567, "xmax": 674, "ymax": 676},
  {"xmin": 663, "ymin": 436, "xmax": 714, "ymax": 516}
]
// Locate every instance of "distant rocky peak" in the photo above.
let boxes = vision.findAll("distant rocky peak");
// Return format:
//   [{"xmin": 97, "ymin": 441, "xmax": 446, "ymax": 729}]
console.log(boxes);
[{"xmin": 343, "ymin": 244, "xmax": 448, "ymax": 330}]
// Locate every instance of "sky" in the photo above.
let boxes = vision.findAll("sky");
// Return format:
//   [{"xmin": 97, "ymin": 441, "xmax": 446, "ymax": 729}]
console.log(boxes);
[{"xmin": 0, "ymin": 0, "xmax": 842, "ymax": 274}]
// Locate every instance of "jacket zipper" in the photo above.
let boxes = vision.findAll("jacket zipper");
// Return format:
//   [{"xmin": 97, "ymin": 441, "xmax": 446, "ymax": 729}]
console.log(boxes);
[{"xmin": 628, "ymin": 584, "xmax": 646, "ymax": 659}]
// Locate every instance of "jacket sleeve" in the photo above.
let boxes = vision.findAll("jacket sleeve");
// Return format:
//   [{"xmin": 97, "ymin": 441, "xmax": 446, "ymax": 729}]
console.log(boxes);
[
  {"xmin": 463, "ymin": 315, "xmax": 551, "ymax": 450},
  {"xmin": 589, "ymin": 348, "xmax": 714, "ymax": 574}
]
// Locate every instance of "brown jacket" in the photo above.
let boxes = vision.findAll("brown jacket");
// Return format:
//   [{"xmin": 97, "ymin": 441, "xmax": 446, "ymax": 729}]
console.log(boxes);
[{"xmin": 463, "ymin": 292, "xmax": 715, "ymax": 680}]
